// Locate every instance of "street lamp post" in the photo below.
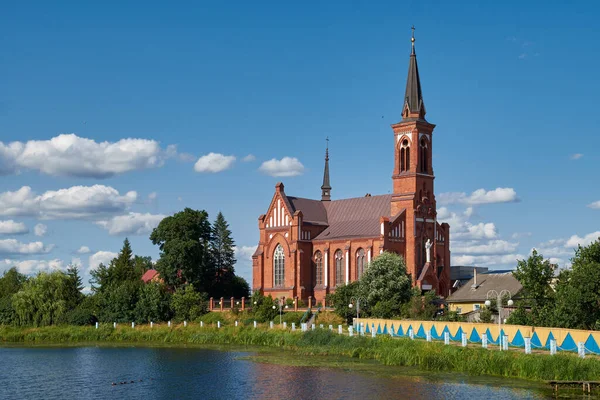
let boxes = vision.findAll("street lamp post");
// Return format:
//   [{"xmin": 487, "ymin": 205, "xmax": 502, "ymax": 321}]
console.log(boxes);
[
  {"xmin": 272, "ymin": 299, "xmax": 283, "ymax": 325},
  {"xmin": 348, "ymin": 297, "xmax": 367, "ymax": 332},
  {"xmin": 485, "ymin": 290, "xmax": 514, "ymax": 351}
]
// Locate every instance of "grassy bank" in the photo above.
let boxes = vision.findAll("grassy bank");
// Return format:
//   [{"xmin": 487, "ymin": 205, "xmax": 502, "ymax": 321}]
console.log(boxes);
[{"xmin": 1, "ymin": 324, "xmax": 598, "ymax": 382}]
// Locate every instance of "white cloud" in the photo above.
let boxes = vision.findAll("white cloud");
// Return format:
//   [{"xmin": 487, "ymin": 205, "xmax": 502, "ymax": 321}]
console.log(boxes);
[
  {"xmin": 242, "ymin": 154, "xmax": 256, "ymax": 162},
  {"xmin": 452, "ymin": 253, "xmax": 525, "ymax": 268},
  {"xmin": 234, "ymin": 245, "xmax": 257, "ymax": 261},
  {"xmin": 0, "ymin": 220, "xmax": 28, "ymax": 234},
  {"xmin": 88, "ymin": 251, "xmax": 118, "ymax": 272},
  {"xmin": 33, "ymin": 223, "xmax": 47, "ymax": 237},
  {"xmin": 511, "ymin": 232, "xmax": 532, "ymax": 239},
  {"xmin": 587, "ymin": 200, "xmax": 600, "ymax": 209},
  {"xmin": 453, "ymin": 240, "xmax": 519, "ymax": 255},
  {"xmin": 0, "ymin": 239, "xmax": 53, "ymax": 255},
  {"xmin": 438, "ymin": 188, "xmax": 519, "ymax": 205},
  {"xmin": 0, "ymin": 258, "xmax": 66, "ymax": 275},
  {"xmin": 148, "ymin": 192, "xmax": 157, "ymax": 201},
  {"xmin": 0, "ymin": 185, "xmax": 137, "ymax": 219},
  {"xmin": 565, "ymin": 231, "xmax": 600, "ymax": 248},
  {"xmin": 194, "ymin": 153, "xmax": 236, "ymax": 173},
  {"xmin": 0, "ymin": 134, "xmax": 176, "ymax": 178},
  {"xmin": 571, "ymin": 153, "xmax": 584, "ymax": 160},
  {"xmin": 454, "ymin": 222, "xmax": 498, "ymax": 240},
  {"xmin": 96, "ymin": 212, "xmax": 165, "ymax": 235},
  {"xmin": 76, "ymin": 246, "xmax": 91, "ymax": 254},
  {"xmin": 259, "ymin": 157, "xmax": 305, "ymax": 177}
]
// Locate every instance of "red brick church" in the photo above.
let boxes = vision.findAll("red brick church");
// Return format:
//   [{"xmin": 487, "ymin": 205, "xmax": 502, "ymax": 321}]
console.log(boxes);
[{"xmin": 252, "ymin": 30, "xmax": 451, "ymax": 304}]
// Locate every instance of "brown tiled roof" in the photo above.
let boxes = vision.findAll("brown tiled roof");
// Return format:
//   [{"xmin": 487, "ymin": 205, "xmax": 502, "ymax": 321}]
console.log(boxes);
[
  {"xmin": 314, "ymin": 194, "xmax": 393, "ymax": 240},
  {"xmin": 446, "ymin": 272, "xmax": 522, "ymax": 303},
  {"xmin": 286, "ymin": 196, "xmax": 328, "ymax": 224}
]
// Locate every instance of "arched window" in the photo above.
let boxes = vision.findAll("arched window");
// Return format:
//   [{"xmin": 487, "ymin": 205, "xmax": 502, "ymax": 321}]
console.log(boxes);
[
  {"xmin": 314, "ymin": 251, "xmax": 323, "ymax": 286},
  {"xmin": 400, "ymin": 139, "xmax": 410, "ymax": 172},
  {"xmin": 420, "ymin": 137, "xmax": 428, "ymax": 173},
  {"xmin": 356, "ymin": 248, "xmax": 365, "ymax": 279},
  {"xmin": 273, "ymin": 244, "xmax": 285, "ymax": 287},
  {"xmin": 335, "ymin": 250, "xmax": 343, "ymax": 286}
]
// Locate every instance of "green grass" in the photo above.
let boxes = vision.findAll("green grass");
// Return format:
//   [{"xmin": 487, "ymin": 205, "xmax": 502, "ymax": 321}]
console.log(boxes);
[{"xmin": 1, "ymin": 324, "xmax": 598, "ymax": 382}]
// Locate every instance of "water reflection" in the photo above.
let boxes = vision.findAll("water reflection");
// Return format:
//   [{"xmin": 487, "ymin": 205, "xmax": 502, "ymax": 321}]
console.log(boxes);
[{"xmin": 0, "ymin": 346, "xmax": 548, "ymax": 400}]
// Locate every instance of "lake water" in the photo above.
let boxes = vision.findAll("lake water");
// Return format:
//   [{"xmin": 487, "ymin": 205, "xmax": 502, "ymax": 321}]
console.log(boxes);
[{"xmin": 0, "ymin": 346, "xmax": 550, "ymax": 399}]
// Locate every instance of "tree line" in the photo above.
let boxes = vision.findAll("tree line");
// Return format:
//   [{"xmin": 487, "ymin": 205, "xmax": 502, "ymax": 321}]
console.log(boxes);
[
  {"xmin": 506, "ymin": 238, "xmax": 600, "ymax": 330},
  {"xmin": 0, "ymin": 208, "xmax": 250, "ymax": 326}
]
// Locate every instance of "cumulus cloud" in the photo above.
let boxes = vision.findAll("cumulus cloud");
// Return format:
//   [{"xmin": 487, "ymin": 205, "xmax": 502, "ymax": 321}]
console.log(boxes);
[
  {"xmin": 438, "ymin": 207, "xmax": 496, "ymax": 240},
  {"xmin": 587, "ymin": 200, "xmax": 600, "ymax": 209},
  {"xmin": 34, "ymin": 223, "xmax": 47, "ymax": 237},
  {"xmin": 454, "ymin": 222, "xmax": 498, "ymax": 240},
  {"xmin": 259, "ymin": 157, "xmax": 305, "ymax": 177},
  {"xmin": 76, "ymin": 246, "xmax": 91, "ymax": 254},
  {"xmin": 235, "ymin": 245, "xmax": 257, "ymax": 261},
  {"xmin": 0, "ymin": 185, "xmax": 137, "ymax": 220},
  {"xmin": 571, "ymin": 153, "xmax": 584, "ymax": 160},
  {"xmin": 194, "ymin": 153, "xmax": 236, "ymax": 173},
  {"xmin": 0, "ymin": 220, "xmax": 28, "ymax": 235},
  {"xmin": 0, "ymin": 239, "xmax": 53, "ymax": 255},
  {"xmin": 438, "ymin": 188, "xmax": 519, "ymax": 205},
  {"xmin": 452, "ymin": 253, "xmax": 525, "ymax": 268},
  {"xmin": 453, "ymin": 240, "xmax": 519, "ymax": 255},
  {"xmin": 242, "ymin": 154, "xmax": 256, "ymax": 162},
  {"xmin": 88, "ymin": 251, "xmax": 118, "ymax": 272},
  {"xmin": 0, "ymin": 258, "xmax": 67, "ymax": 275},
  {"xmin": 0, "ymin": 134, "xmax": 176, "ymax": 178},
  {"xmin": 565, "ymin": 231, "xmax": 600, "ymax": 248},
  {"xmin": 96, "ymin": 212, "xmax": 166, "ymax": 235}
]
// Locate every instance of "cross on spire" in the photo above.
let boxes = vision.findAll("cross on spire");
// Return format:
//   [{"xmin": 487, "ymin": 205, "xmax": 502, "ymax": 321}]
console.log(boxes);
[{"xmin": 411, "ymin": 25, "xmax": 416, "ymax": 54}]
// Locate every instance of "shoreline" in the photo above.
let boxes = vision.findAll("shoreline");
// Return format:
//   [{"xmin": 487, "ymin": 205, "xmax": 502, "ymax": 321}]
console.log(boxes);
[{"xmin": 1, "ymin": 324, "xmax": 599, "ymax": 383}]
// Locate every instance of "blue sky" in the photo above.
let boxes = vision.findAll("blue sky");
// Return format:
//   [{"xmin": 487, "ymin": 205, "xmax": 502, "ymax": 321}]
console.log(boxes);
[{"xmin": 1, "ymin": 1, "xmax": 599, "ymax": 288}]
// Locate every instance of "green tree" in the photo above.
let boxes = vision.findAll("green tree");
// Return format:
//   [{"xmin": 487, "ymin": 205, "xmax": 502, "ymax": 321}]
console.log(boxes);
[
  {"xmin": 230, "ymin": 276, "xmax": 250, "ymax": 298},
  {"xmin": 95, "ymin": 280, "xmax": 140, "ymax": 323},
  {"xmin": 250, "ymin": 291, "xmax": 279, "ymax": 322},
  {"xmin": 150, "ymin": 208, "xmax": 213, "ymax": 291},
  {"xmin": 402, "ymin": 288, "xmax": 439, "ymax": 320},
  {"xmin": 0, "ymin": 267, "xmax": 27, "ymax": 325},
  {"xmin": 552, "ymin": 238, "xmax": 600, "ymax": 329},
  {"xmin": 359, "ymin": 252, "xmax": 412, "ymax": 318},
  {"xmin": 65, "ymin": 264, "xmax": 84, "ymax": 310},
  {"xmin": 211, "ymin": 212, "xmax": 236, "ymax": 295},
  {"xmin": 90, "ymin": 239, "xmax": 143, "ymax": 292},
  {"xmin": 170, "ymin": 285, "xmax": 207, "ymax": 321},
  {"xmin": 512, "ymin": 249, "xmax": 555, "ymax": 322},
  {"xmin": 0, "ymin": 267, "xmax": 27, "ymax": 297},
  {"xmin": 12, "ymin": 271, "xmax": 72, "ymax": 326},
  {"xmin": 135, "ymin": 282, "xmax": 171, "ymax": 323},
  {"xmin": 327, "ymin": 281, "xmax": 360, "ymax": 324}
]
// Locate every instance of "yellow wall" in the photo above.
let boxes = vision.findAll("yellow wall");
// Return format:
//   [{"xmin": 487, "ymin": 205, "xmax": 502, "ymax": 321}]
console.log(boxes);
[{"xmin": 355, "ymin": 317, "xmax": 600, "ymax": 347}]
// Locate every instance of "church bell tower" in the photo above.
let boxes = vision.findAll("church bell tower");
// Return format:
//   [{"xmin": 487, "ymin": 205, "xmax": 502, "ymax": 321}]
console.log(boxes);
[{"xmin": 391, "ymin": 27, "xmax": 438, "ymax": 284}]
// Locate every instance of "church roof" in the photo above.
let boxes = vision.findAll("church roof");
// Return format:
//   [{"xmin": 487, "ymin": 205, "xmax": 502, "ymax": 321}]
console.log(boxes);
[
  {"xmin": 287, "ymin": 196, "xmax": 328, "ymax": 224},
  {"xmin": 284, "ymin": 193, "xmax": 395, "ymax": 241}
]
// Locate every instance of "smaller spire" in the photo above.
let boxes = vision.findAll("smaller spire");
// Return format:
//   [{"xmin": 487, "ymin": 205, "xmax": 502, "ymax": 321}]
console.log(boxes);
[{"xmin": 321, "ymin": 137, "xmax": 331, "ymax": 201}]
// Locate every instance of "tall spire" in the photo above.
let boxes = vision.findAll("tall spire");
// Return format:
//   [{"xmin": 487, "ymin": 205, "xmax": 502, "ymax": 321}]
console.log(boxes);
[
  {"xmin": 402, "ymin": 26, "xmax": 426, "ymax": 121},
  {"xmin": 321, "ymin": 137, "xmax": 331, "ymax": 201}
]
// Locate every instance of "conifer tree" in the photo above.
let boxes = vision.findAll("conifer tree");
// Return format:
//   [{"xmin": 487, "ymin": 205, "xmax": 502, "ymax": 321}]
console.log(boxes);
[{"xmin": 211, "ymin": 212, "xmax": 236, "ymax": 281}]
